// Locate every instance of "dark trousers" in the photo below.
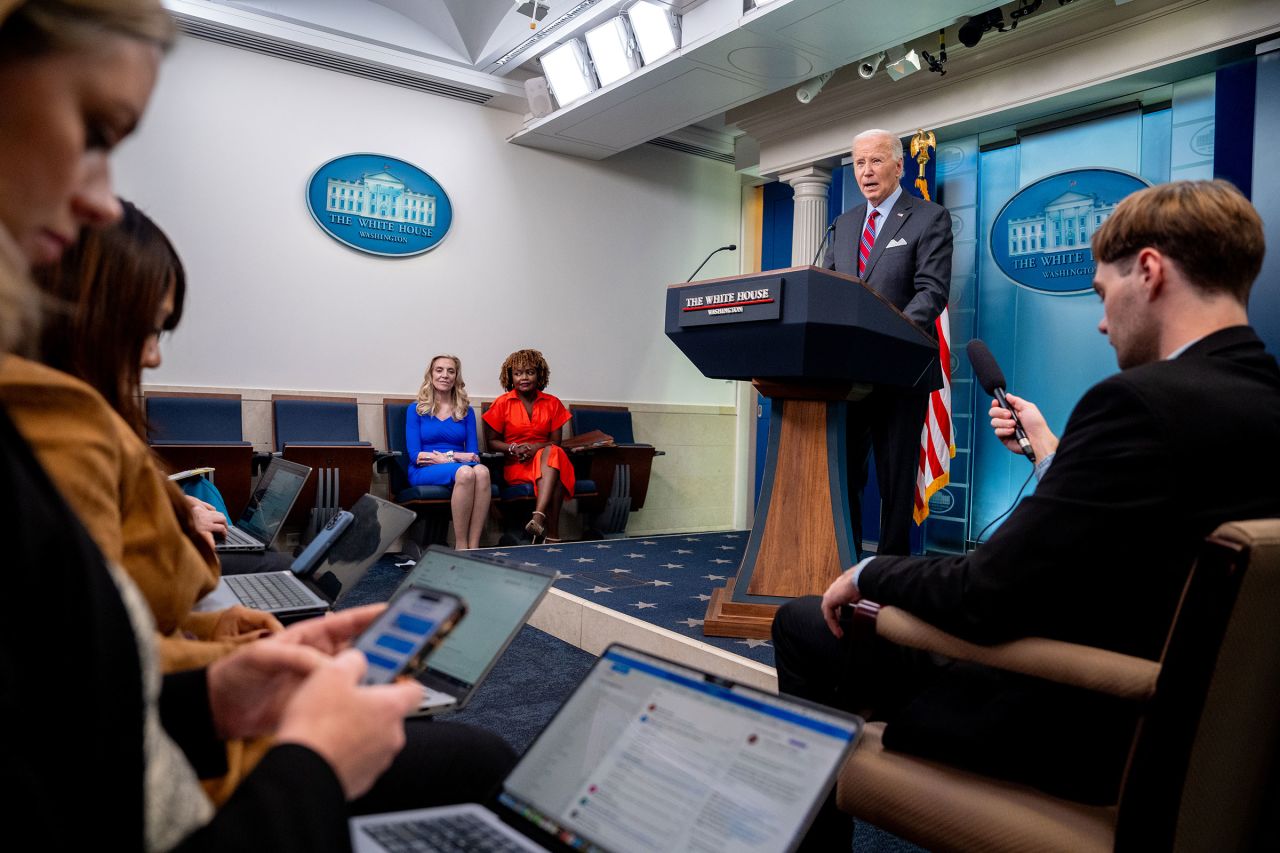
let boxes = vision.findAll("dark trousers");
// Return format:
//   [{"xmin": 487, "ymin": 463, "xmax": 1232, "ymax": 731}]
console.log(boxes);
[
  {"xmin": 845, "ymin": 388, "xmax": 929, "ymax": 558},
  {"xmin": 349, "ymin": 719, "xmax": 519, "ymax": 816},
  {"xmin": 772, "ymin": 595, "xmax": 946, "ymax": 852}
]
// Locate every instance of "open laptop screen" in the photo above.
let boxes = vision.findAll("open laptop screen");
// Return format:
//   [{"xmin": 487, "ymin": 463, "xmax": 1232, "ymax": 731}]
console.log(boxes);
[
  {"xmin": 402, "ymin": 550, "xmax": 553, "ymax": 690},
  {"xmin": 498, "ymin": 645, "xmax": 861, "ymax": 853},
  {"xmin": 306, "ymin": 495, "xmax": 416, "ymax": 604},
  {"xmin": 238, "ymin": 461, "xmax": 308, "ymax": 543}
]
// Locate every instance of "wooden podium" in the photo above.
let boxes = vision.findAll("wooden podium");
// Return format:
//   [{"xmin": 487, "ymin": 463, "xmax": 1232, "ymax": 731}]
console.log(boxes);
[{"xmin": 665, "ymin": 266, "xmax": 940, "ymax": 638}]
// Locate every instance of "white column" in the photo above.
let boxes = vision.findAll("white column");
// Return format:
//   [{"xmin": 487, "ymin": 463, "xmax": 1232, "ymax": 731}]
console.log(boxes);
[{"xmin": 780, "ymin": 165, "xmax": 832, "ymax": 267}]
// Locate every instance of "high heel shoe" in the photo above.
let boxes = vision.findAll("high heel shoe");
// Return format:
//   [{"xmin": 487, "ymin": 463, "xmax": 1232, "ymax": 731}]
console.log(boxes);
[{"xmin": 525, "ymin": 511, "xmax": 547, "ymax": 538}]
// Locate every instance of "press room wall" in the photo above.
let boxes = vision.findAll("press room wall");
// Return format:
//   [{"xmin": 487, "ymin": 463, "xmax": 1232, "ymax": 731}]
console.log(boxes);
[{"xmin": 113, "ymin": 36, "xmax": 743, "ymax": 408}]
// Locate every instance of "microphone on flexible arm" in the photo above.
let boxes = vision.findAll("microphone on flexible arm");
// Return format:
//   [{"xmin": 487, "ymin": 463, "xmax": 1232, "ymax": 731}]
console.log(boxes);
[
  {"xmin": 966, "ymin": 339, "xmax": 1037, "ymax": 464},
  {"xmin": 811, "ymin": 222, "xmax": 837, "ymax": 267},
  {"xmin": 685, "ymin": 244, "xmax": 737, "ymax": 282}
]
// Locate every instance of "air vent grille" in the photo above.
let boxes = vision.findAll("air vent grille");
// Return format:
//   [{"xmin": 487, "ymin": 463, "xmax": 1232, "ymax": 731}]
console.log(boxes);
[
  {"xmin": 174, "ymin": 15, "xmax": 494, "ymax": 106},
  {"xmin": 647, "ymin": 137, "xmax": 735, "ymax": 164}
]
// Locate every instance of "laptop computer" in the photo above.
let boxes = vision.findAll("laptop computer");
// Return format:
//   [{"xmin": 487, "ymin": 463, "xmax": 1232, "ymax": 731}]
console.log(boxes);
[
  {"xmin": 396, "ymin": 546, "xmax": 556, "ymax": 716},
  {"xmin": 197, "ymin": 493, "xmax": 416, "ymax": 620},
  {"xmin": 350, "ymin": 644, "xmax": 863, "ymax": 853},
  {"xmin": 215, "ymin": 457, "xmax": 311, "ymax": 553}
]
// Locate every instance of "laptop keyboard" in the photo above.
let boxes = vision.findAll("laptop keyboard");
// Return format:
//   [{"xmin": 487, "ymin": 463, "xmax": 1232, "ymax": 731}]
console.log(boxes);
[
  {"xmin": 225, "ymin": 573, "xmax": 316, "ymax": 611},
  {"xmin": 361, "ymin": 813, "xmax": 529, "ymax": 853},
  {"xmin": 219, "ymin": 525, "xmax": 263, "ymax": 551}
]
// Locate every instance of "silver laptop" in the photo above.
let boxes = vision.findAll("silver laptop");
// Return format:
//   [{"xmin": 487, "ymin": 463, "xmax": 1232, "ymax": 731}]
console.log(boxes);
[
  {"xmin": 397, "ymin": 547, "xmax": 556, "ymax": 716},
  {"xmin": 351, "ymin": 644, "xmax": 863, "ymax": 853},
  {"xmin": 215, "ymin": 457, "xmax": 311, "ymax": 553},
  {"xmin": 198, "ymin": 494, "xmax": 415, "ymax": 620}
]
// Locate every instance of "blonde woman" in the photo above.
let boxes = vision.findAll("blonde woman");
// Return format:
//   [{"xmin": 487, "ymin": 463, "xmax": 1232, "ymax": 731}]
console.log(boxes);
[{"xmin": 406, "ymin": 354, "xmax": 491, "ymax": 549}]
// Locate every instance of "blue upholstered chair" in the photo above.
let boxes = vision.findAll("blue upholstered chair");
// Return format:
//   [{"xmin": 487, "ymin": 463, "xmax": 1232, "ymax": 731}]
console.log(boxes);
[
  {"xmin": 271, "ymin": 396, "xmax": 375, "ymax": 528},
  {"xmin": 145, "ymin": 393, "xmax": 255, "ymax": 515},
  {"xmin": 568, "ymin": 405, "xmax": 660, "ymax": 537}
]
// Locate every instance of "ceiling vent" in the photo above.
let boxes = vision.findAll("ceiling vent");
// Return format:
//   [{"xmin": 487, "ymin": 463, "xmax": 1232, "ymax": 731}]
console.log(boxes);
[{"xmin": 647, "ymin": 136, "xmax": 735, "ymax": 164}]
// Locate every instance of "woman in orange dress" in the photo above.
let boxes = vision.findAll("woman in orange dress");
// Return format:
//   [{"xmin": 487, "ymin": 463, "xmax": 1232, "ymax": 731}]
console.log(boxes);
[{"xmin": 483, "ymin": 349, "xmax": 575, "ymax": 543}]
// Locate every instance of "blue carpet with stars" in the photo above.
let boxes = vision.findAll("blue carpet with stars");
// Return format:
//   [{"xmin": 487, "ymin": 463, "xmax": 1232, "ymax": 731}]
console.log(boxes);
[{"xmin": 481, "ymin": 530, "xmax": 774, "ymax": 667}]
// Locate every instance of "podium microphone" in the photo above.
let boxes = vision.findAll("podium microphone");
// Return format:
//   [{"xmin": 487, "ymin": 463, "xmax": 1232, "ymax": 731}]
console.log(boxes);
[
  {"xmin": 811, "ymin": 222, "xmax": 836, "ymax": 266},
  {"xmin": 966, "ymin": 339, "xmax": 1036, "ymax": 464},
  {"xmin": 686, "ymin": 244, "xmax": 737, "ymax": 282}
]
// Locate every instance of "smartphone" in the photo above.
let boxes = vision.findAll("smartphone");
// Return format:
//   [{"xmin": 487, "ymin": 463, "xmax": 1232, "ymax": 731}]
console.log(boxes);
[
  {"xmin": 353, "ymin": 586, "xmax": 466, "ymax": 685},
  {"xmin": 290, "ymin": 510, "xmax": 355, "ymax": 577}
]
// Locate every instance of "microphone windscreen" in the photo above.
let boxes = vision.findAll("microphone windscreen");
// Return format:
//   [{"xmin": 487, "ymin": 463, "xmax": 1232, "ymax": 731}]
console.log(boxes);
[
  {"xmin": 966, "ymin": 339, "xmax": 1007, "ymax": 396},
  {"xmin": 728, "ymin": 244, "xmax": 738, "ymax": 251}
]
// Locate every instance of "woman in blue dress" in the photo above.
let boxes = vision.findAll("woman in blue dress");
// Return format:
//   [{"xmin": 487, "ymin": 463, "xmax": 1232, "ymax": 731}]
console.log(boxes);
[{"xmin": 406, "ymin": 354, "xmax": 491, "ymax": 549}]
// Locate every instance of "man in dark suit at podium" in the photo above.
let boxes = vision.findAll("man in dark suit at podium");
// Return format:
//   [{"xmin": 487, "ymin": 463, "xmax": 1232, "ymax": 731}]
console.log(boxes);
[
  {"xmin": 823, "ymin": 128, "xmax": 952, "ymax": 557},
  {"xmin": 779, "ymin": 179, "xmax": 1280, "ymax": 849}
]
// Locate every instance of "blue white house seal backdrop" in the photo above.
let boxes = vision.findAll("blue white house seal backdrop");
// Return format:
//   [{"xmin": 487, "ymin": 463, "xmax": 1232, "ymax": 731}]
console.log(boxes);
[
  {"xmin": 991, "ymin": 168, "xmax": 1149, "ymax": 295},
  {"xmin": 306, "ymin": 154, "xmax": 453, "ymax": 257}
]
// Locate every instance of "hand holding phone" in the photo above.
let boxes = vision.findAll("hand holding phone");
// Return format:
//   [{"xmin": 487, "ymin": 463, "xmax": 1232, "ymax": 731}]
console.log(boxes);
[{"xmin": 352, "ymin": 586, "xmax": 465, "ymax": 685}]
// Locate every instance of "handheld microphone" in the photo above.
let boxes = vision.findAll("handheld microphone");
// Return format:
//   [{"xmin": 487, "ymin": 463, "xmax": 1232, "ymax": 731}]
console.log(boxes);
[
  {"xmin": 966, "ymin": 339, "xmax": 1036, "ymax": 463},
  {"xmin": 686, "ymin": 244, "xmax": 737, "ymax": 282},
  {"xmin": 811, "ymin": 223, "xmax": 836, "ymax": 267}
]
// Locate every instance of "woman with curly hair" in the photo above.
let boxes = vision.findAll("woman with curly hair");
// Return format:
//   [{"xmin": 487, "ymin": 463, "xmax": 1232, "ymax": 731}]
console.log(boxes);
[
  {"xmin": 483, "ymin": 348, "xmax": 575, "ymax": 543},
  {"xmin": 406, "ymin": 354, "xmax": 491, "ymax": 549}
]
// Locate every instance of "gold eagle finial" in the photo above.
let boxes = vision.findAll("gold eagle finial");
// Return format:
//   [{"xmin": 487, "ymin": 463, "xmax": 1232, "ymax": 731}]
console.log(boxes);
[{"xmin": 910, "ymin": 128, "xmax": 937, "ymax": 201}]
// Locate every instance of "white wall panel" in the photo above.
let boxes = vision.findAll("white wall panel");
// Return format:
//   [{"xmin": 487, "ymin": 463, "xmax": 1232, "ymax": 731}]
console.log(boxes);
[{"xmin": 115, "ymin": 37, "xmax": 742, "ymax": 406}]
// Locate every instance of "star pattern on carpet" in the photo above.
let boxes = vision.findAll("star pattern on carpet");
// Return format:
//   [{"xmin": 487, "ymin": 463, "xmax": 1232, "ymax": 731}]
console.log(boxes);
[
  {"xmin": 394, "ymin": 560, "xmax": 415, "ymax": 568},
  {"xmin": 474, "ymin": 530, "xmax": 769, "ymax": 665},
  {"xmin": 522, "ymin": 561, "xmax": 539, "ymax": 567}
]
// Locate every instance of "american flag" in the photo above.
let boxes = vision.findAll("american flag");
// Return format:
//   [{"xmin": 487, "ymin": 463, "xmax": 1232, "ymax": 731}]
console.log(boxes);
[{"xmin": 914, "ymin": 307, "xmax": 953, "ymax": 524}]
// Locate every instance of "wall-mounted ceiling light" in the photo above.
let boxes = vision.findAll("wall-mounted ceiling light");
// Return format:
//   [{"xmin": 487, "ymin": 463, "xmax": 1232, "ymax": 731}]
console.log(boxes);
[
  {"xmin": 585, "ymin": 16, "xmax": 641, "ymax": 87},
  {"xmin": 540, "ymin": 39, "xmax": 598, "ymax": 108},
  {"xmin": 858, "ymin": 51, "xmax": 886, "ymax": 79},
  {"xmin": 796, "ymin": 70, "xmax": 834, "ymax": 104},
  {"xmin": 885, "ymin": 47, "xmax": 922, "ymax": 81},
  {"xmin": 627, "ymin": 1, "xmax": 680, "ymax": 65}
]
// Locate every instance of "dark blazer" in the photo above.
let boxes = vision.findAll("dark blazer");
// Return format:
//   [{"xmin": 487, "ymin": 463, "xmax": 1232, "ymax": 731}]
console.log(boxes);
[
  {"xmin": 823, "ymin": 190, "xmax": 952, "ymax": 327},
  {"xmin": 858, "ymin": 326, "xmax": 1280, "ymax": 800}
]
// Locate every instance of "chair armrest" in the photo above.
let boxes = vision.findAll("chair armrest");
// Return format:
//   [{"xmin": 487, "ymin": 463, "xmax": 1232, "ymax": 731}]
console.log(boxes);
[
  {"xmin": 374, "ymin": 450, "xmax": 401, "ymax": 472},
  {"xmin": 252, "ymin": 451, "xmax": 274, "ymax": 474},
  {"xmin": 855, "ymin": 601, "xmax": 1160, "ymax": 702}
]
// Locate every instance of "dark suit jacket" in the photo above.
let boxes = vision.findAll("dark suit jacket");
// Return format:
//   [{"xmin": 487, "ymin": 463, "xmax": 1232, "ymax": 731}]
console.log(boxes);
[
  {"xmin": 858, "ymin": 326, "xmax": 1280, "ymax": 800},
  {"xmin": 823, "ymin": 190, "xmax": 952, "ymax": 327}
]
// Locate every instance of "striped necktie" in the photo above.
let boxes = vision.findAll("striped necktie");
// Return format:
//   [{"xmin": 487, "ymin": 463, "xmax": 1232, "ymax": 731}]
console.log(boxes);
[{"xmin": 858, "ymin": 209, "xmax": 879, "ymax": 278}]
